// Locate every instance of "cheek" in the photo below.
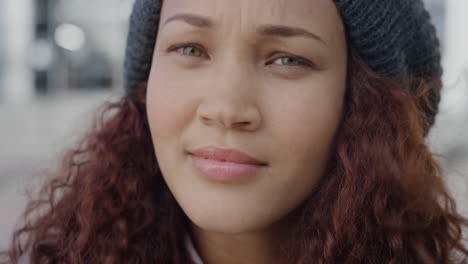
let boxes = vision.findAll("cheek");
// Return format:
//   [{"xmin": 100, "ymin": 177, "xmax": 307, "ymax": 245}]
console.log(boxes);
[
  {"xmin": 279, "ymin": 97, "xmax": 341, "ymax": 159},
  {"xmin": 146, "ymin": 71, "xmax": 190, "ymax": 179},
  {"xmin": 146, "ymin": 70, "xmax": 198, "ymax": 198},
  {"xmin": 268, "ymin": 79, "xmax": 344, "ymax": 191},
  {"xmin": 146, "ymin": 69, "xmax": 194, "ymax": 143},
  {"xmin": 147, "ymin": 86, "xmax": 175, "ymax": 141}
]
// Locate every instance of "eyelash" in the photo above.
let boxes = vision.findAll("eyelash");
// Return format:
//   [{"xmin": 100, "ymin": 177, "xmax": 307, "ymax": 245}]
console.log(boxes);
[{"xmin": 167, "ymin": 43, "xmax": 315, "ymax": 69}]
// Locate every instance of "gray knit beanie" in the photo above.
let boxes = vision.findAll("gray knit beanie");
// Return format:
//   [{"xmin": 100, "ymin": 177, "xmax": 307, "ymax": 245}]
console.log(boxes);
[{"xmin": 124, "ymin": 0, "xmax": 442, "ymax": 133}]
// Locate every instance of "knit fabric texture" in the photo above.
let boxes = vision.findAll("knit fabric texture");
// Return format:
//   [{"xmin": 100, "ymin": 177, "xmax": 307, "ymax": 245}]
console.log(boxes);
[{"xmin": 124, "ymin": 0, "xmax": 442, "ymax": 133}]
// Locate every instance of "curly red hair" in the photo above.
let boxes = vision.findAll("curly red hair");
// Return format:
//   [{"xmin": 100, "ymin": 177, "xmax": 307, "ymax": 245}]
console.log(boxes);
[{"xmin": 1, "ymin": 47, "xmax": 467, "ymax": 264}]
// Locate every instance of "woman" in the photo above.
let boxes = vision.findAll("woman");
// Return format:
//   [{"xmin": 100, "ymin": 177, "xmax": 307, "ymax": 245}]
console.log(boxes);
[{"xmin": 2, "ymin": 0, "xmax": 468, "ymax": 263}]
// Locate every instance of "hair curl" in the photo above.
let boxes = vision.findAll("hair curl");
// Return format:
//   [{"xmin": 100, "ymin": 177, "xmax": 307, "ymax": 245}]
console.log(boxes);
[{"xmin": 1, "ymin": 47, "xmax": 468, "ymax": 264}]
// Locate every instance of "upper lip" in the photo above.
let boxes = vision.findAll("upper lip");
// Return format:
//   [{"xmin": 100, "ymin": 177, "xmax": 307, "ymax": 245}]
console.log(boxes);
[{"xmin": 188, "ymin": 146, "xmax": 267, "ymax": 166}]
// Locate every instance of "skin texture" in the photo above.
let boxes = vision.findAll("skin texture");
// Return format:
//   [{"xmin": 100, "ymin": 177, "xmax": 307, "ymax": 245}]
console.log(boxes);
[{"xmin": 147, "ymin": 0, "xmax": 347, "ymax": 263}]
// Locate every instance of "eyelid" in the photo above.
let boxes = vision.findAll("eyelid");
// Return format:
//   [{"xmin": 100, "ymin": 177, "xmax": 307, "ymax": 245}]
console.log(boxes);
[
  {"xmin": 167, "ymin": 43, "xmax": 321, "ymax": 70},
  {"xmin": 167, "ymin": 43, "xmax": 208, "ymax": 58},
  {"xmin": 268, "ymin": 54, "xmax": 315, "ymax": 69}
]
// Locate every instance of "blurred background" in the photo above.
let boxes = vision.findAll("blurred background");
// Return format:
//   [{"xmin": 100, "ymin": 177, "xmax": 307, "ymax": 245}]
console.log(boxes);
[{"xmin": 0, "ymin": 0, "xmax": 467, "ymax": 248}]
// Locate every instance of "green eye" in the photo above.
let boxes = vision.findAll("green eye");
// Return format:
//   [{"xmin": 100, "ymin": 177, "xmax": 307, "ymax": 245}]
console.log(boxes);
[
  {"xmin": 175, "ymin": 45, "xmax": 204, "ymax": 57},
  {"xmin": 272, "ymin": 56, "xmax": 309, "ymax": 67}
]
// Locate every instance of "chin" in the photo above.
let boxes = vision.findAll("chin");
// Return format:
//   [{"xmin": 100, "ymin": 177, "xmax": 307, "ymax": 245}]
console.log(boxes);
[{"xmin": 186, "ymin": 207, "xmax": 277, "ymax": 235}]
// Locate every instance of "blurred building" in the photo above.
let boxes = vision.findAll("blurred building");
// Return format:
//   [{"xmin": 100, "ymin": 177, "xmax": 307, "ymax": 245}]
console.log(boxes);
[
  {"xmin": 0, "ymin": 0, "xmax": 134, "ymax": 103},
  {"xmin": 426, "ymin": 0, "xmax": 468, "ymax": 163},
  {"xmin": 0, "ymin": 0, "xmax": 34, "ymax": 102}
]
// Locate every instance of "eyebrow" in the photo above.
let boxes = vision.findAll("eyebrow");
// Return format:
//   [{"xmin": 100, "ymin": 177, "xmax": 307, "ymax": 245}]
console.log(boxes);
[{"xmin": 163, "ymin": 13, "xmax": 326, "ymax": 45}]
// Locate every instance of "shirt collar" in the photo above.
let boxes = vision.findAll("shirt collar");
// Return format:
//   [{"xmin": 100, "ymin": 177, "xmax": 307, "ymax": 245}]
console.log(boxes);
[{"xmin": 184, "ymin": 233, "xmax": 204, "ymax": 264}]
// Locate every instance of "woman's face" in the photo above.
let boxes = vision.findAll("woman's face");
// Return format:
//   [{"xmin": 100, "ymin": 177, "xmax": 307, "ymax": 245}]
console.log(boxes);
[{"xmin": 147, "ymin": 0, "xmax": 347, "ymax": 234}]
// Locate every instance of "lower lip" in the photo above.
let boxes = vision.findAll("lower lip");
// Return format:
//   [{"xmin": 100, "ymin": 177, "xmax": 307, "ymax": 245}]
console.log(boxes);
[{"xmin": 189, "ymin": 154, "xmax": 265, "ymax": 181}]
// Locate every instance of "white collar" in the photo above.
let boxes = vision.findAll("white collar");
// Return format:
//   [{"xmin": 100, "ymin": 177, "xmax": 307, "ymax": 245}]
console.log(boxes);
[{"xmin": 184, "ymin": 233, "xmax": 204, "ymax": 264}]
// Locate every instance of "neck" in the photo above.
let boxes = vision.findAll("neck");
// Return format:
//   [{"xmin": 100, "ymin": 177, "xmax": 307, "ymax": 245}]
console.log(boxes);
[{"xmin": 189, "ymin": 215, "xmax": 297, "ymax": 264}]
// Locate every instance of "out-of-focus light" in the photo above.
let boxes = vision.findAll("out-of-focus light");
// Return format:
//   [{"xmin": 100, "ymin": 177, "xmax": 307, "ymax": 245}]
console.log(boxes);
[{"xmin": 54, "ymin": 23, "xmax": 85, "ymax": 51}]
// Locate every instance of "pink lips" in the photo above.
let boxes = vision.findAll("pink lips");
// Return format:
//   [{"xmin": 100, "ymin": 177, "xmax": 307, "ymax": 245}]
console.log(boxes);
[{"xmin": 188, "ymin": 146, "xmax": 267, "ymax": 181}]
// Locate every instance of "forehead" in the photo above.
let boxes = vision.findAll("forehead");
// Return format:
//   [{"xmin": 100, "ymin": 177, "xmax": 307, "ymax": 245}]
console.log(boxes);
[{"xmin": 159, "ymin": 0, "xmax": 344, "ymax": 44}]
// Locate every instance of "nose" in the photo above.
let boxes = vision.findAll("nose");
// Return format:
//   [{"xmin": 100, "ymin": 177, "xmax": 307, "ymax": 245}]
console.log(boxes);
[{"xmin": 196, "ymin": 61, "xmax": 262, "ymax": 132}]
